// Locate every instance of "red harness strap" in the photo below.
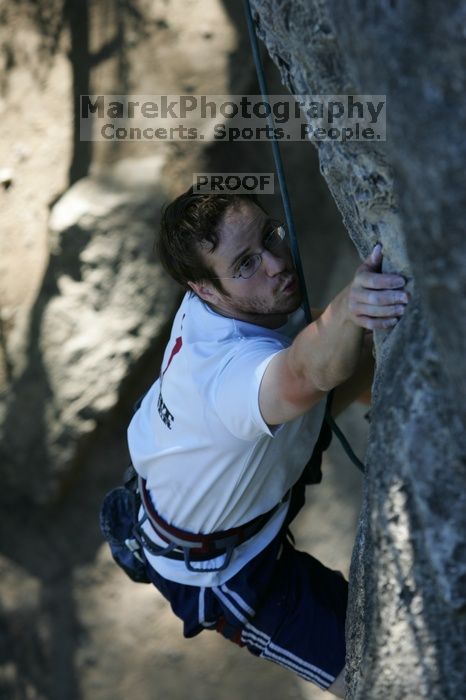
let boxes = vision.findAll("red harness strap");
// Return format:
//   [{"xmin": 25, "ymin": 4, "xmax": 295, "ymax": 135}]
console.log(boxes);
[{"xmin": 138, "ymin": 476, "xmax": 286, "ymax": 556}]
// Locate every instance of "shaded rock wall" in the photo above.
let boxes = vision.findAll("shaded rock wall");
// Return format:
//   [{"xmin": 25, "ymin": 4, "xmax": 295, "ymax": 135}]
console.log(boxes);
[
  {"xmin": 0, "ymin": 157, "xmax": 180, "ymax": 504},
  {"xmin": 250, "ymin": 1, "xmax": 466, "ymax": 698}
]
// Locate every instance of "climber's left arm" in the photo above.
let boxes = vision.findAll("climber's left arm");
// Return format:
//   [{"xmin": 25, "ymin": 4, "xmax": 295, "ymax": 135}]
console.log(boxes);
[
  {"xmin": 311, "ymin": 307, "xmax": 374, "ymax": 416},
  {"xmin": 330, "ymin": 330, "xmax": 375, "ymax": 417},
  {"xmin": 311, "ymin": 308, "xmax": 375, "ymax": 418}
]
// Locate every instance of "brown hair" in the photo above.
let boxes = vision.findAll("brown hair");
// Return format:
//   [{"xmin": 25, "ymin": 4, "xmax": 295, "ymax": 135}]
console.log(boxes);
[{"xmin": 157, "ymin": 187, "xmax": 262, "ymax": 292}]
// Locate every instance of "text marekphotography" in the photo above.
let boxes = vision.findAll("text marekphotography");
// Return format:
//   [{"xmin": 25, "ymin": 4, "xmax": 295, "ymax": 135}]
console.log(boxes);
[{"xmin": 80, "ymin": 94, "xmax": 386, "ymax": 142}]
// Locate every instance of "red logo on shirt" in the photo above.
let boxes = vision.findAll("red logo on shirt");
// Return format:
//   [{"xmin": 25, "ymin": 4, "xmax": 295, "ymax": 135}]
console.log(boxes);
[{"xmin": 162, "ymin": 336, "xmax": 182, "ymax": 376}]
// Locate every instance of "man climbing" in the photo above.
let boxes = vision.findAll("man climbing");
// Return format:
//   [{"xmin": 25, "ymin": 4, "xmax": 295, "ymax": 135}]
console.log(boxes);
[{"xmin": 105, "ymin": 188, "xmax": 409, "ymax": 697}]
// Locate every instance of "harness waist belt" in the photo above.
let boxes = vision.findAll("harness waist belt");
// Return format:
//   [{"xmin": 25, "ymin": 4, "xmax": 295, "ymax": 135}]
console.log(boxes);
[{"xmin": 138, "ymin": 475, "xmax": 287, "ymax": 557}]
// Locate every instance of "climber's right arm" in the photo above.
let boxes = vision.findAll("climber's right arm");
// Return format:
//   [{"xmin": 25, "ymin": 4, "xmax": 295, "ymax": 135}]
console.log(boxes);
[{"xmin": 259, "ymin": 244, "xmax": 408, "ymax": 426}]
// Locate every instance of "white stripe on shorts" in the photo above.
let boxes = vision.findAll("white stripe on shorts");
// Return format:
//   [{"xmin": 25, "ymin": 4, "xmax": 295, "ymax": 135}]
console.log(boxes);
[
  {"xmin": 220, "ymin": 584, "xmax": 255, "ymax": 616},
  {"xmin": 212, "ymin": 587, "xmax": 249, "ymax": 625},
  {"xmin": 241, "ymin": 623, "xmax": 335, "ymax": 688},
  {"xmin": 198, "ymin": 587, "xmax": 216, "ymax": 628},
  {"xmin": 241, "ymin": 624, "xmax": 270, "ymax": 651}
]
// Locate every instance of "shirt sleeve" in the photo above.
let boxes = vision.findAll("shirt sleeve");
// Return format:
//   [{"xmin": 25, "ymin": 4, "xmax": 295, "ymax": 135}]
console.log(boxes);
[{"xmin": 209, "ymin": 338, "xmax": 286, "ymax": 441}]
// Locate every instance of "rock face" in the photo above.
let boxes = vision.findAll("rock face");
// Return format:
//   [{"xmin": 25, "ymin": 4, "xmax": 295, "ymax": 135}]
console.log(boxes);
[
  {"xmin": 250, "ymin": 1, "xmax": 466, "ymax": 698},
  {"xmin": 0, "ymin": 157, "xmax": 180, "ymax": 504}
]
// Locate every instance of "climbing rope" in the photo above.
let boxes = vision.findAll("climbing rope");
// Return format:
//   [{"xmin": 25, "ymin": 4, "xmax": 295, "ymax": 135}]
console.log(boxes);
[{"xmin": 243, "ymin": 0, "xmax": 365, "ymax": 473}]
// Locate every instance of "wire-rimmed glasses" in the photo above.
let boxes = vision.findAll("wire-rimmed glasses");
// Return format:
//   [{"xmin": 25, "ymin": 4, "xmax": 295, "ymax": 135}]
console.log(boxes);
[{"xmin": 210, "ymin": 223, "xmax": 288, "ymax": 280}]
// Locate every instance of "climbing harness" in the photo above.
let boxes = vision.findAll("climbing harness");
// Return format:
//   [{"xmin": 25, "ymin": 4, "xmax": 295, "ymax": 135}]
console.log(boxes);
[
  {"xmin": 243, "ymin": 0, "xmax": 365, "ymax": 473},
  {"xmin": 100, "ymin": 463, "xmax": 287, "ymax": 576},
  {"xmin": 136, "ymin": 471, "xmax": 287, "ymax": 572}
]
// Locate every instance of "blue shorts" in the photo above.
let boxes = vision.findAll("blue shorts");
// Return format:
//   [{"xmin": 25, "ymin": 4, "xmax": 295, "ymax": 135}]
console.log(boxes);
[{"xmin": 144, "ymin": 486, "xmax": 347, "ymax": 691}]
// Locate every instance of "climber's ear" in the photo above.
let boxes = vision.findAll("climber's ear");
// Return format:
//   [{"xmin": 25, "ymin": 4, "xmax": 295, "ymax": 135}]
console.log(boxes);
[{"xmin": 188, "ymin": 280, "xmax": 223, "ymax": 304}]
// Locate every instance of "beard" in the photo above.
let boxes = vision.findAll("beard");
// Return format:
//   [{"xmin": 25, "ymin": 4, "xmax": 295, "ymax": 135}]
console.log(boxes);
[
  {"xmin": 220, "ymin": 279, "xmax": 303, "ymax": 326},
  {"xmin": 229, "ymin": 290, "xmax": 302, "ymax": 316}
]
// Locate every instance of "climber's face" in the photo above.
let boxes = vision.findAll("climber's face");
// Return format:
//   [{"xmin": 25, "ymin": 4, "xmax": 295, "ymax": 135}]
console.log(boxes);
[{"xmin": 188, "ymin": 200, "xmax": 301, "ymax": 328}]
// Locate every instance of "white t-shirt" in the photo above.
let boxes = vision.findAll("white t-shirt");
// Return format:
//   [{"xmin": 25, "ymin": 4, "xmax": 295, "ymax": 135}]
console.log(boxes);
[{"xmin": 127, "ymin": 292, "xmax": 326, "ymax": 586}]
